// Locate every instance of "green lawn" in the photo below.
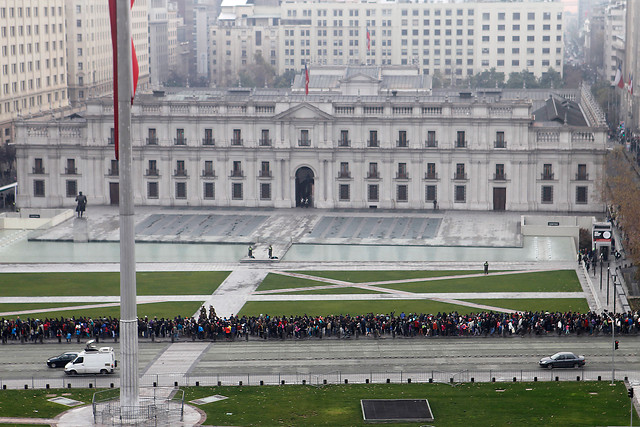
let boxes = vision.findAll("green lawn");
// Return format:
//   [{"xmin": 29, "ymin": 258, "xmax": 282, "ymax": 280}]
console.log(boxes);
[
  {"xmin": 464, "ymin": 298, "xmax": 590, "ymax": 314},
  {"xmin": 239, "ymin": 300, "xmax": 494, "ymax": 317},
  {"xmin": 273, "ymin": 287, "xmax": 384, "ymax": 295},
  {"xmin": 376, "ymin": 270, "xmax": 581, "ymax": 293},
  {"xmin": 0, "ymin": 271, "xmax": 230, "ymax": 296},
  {"xmin": 0, "ymin": 301, "xmax": 203, "ymax": 320},
  {"xmin": 255, "ymin": 273, "xmax": 331, "ymax": 291},
  {"xmin": 294, "ymin": 270, "xmax": 487, "ymax": 283},
  {"xmin": 0, "ymin": 389, "xmax": 98, "ymax": 418},
  {"xmin": 185, "ymin": 382, "xmax": 638, "ymax": 426}
]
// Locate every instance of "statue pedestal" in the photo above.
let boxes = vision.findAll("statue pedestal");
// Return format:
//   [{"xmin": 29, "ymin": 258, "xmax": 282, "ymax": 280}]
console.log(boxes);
[{"xmin": 73, "ymin": 217, "xmax": 89, "ymax": 243}]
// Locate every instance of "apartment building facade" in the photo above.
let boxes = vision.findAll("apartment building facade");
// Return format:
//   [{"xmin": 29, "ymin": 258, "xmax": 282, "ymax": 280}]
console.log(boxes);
[
  {"xmin": 210, "ymin": 0, "xmax": 564, "ymax": 87},
  {"xmin": 0, "ymin": 1, "xmax": 69, "ymax": 145}
]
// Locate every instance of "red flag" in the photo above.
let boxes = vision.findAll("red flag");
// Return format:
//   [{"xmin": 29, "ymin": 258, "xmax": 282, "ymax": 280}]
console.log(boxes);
[
  {"xmin": 366, "ymin": 28, "xmax": 371, "ymax": 52},
  {"xmin": 109, "ymin": 0, "xmax": 140, "ymax": 161},
  {"xmin": 305, "ymin": 63, "xmax": 309, "ymax": 95}
]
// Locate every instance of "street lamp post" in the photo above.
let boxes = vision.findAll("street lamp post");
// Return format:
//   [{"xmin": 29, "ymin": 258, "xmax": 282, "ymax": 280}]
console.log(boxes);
[
  {"xmin": 600, "ymin": 254, "xmax": 603, "ymax": 290},
  {"xmin": 606, "ymin": 266, "xmax": 610, "ymax": 307},
  {"xmin": 603, "ymin": 310, "xmax": 616, "ymax": 385}
]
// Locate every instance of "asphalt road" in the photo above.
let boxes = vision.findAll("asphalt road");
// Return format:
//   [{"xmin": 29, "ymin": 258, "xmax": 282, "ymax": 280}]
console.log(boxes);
[{"xmin": 1, "ymin": 336, "xmax": 639, "ymax": 384}]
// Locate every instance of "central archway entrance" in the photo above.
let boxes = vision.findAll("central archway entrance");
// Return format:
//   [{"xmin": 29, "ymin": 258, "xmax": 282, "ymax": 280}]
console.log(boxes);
[{"xmin": 295, "ymin": 167, "xmax": 314, "ymax": 207}]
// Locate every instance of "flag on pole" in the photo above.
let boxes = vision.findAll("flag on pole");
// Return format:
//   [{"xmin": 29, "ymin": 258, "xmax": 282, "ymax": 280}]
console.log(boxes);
[
  {"xmin": 366, "ymin": 28, "xmax": 371, "ymax": 52},
  {"xmin": 628, "ymin": 73, "xmax": 633, "ymax": 95},
  {"xmin": 630, "ymin": 74, "xmax": 634, "ymax": 96},
  {"xmin": 109, "ymin": 0, "xmax": 140, "ymax": 161},
  {"xmin": 305, "ymin": 63, "xmax": 309, "ymax": 95},
  {"xmin": 614, "ymin": 63, "xmax": 624, "ymax": 89}
]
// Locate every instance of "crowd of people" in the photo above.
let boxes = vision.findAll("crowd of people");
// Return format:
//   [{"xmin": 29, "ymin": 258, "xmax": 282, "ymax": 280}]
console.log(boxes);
[{"xmin": 2, "ymin": 306, "xmax": 640, "ymax": 344}]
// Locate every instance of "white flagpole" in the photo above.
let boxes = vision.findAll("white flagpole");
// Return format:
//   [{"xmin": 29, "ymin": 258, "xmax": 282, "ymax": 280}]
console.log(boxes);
[{"xmin": 117, "ymin": 0, "xmax": 139, "ymax": 408}]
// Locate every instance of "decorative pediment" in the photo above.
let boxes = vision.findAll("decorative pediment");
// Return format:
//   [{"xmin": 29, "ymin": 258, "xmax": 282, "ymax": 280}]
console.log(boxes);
[
  {"xmin": 274, "ymin": 103, "xmax": 334, "ymax": 121},
  {"xmin": 340, "ymin": 73, "xmax": 381, "ymax": 84}
]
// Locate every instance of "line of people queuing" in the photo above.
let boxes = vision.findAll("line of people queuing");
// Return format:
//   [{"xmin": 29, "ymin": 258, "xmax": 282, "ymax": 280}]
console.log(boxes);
[{"xmin": 2, "ymin": 307, "xmax": 640, "ymax": 343}]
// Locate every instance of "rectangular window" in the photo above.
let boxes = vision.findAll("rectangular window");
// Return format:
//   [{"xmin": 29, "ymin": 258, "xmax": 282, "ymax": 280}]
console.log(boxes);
[
  {"xmin": 339, "ymin": 184, "xmax": 350, "ymax": 201},
  {"xmin": 576, "ymin": 186, "xmax": 587, "ymax": 204},
  {"xmin": 33, "ymin": 179, "xmax": 44, "ymax": 197},
  {"xmin": 397, "ymin": 184, "xmax": 408, "ymax": 202},
  {"xmin": 232, "ymin": 129, "xmax": 242, "ymax": 146},
  {"xmin": 299, "ymin": 129, "xmax": 310, "ymax": 146},
  {"xmin": 495, "ymin": 131, "xmax": 506, "ymax": 148},
  {"xmin": 147, "ymin": 182, "xmax": 159, "ymax": 199},
  {"xmin": 397, "ymin": 130, "xmax": 408, "ymax": 147},
  {"xmin": 65, "ymin": 180, "xmax": 77, "ymax": 197},
  {"xmin": 454, "ymin": 185, "xmax": 466, "ymax": 203},
  {"xmin": 147, "ymin": 160, "xmax": 158, "ymax": 176},
  {"xmin": 577, "ymin": 164, "xmax": 588, "ymax": 181},
  {"xmin": 541, "ymin": 185, "xmax": 553, "ymax": 203},
  {"xmin": 66, "ymin": 158, "xmax": 76, "ymax": 175},
  {"xmin": 425, "ymin": 185, "xmax": 437, "ymax": 202},
  {"xmin": 368, "ymin": 162, "xmax": 379, "ymax": 179},
  {"xmin": 232, "ymin": 183, "xmax": 243, "ymax": 200},
  {"xmin": 204, "ymin": 182, "xmax": 215, "ymax": 199},
  {"xmin": 175, "ymin": 182, "xmax": 187, "ymax": 199},
  {"xmin": 542, "ymin": 164, "xmax": 553, "ymax": 180},
  {"xmin": 426, "ymin": 130, "xmax": 437, "ymax": 147},
  {"xmin": 259, "ymin": 129, "xmax": 270, "ymax": 146},
  {"xmin": 175, "ymin": 160, "xmax": 186, "ymax": 176},
  {"xmin": 203, "ymin": 128, "xmax": 214, "ymax": 145},
  {"xmin": 109, "ymin": 159, "xmax": 119, "ymax": 176},
  {"xmin": 260, "ymin": 183, "xmax": 271, "ymax": 200},
  {"xmin": 368, "ymin": 130, "xmax": 378, "ymax": 147},
  {"xmin": 147, "ymin": 128, "xmax": 157, "ymax": 145},
  {"xmin": 232, "ymin": 161, "xmax": 242, "ymax": 177},
  {"xmin": 426, "ymin": 163, "xmax": 437, "ymax": 179},
  {"xmin": 339, "ymin": 162, "xmax": 350, "ymax": 178},
  {"xmin": 455, "ymin": 163, "xmax": 466, "ymax": 180},
  {"xmin": 397, "ymin": 163, "xmax": 408, "ymax": 179},
  {"xmin": 339, "ymin": 129, "xmax": 350, "ymax": 147},
  {"xmin": 368, "ymin": 184, "xmax": 379, "ymax": 201},
  {"xmin": 260, "ymin": 161, "xmax": 270, "ymax": 177},
  {"xmin": 495, "ymin": 164, "xmax": 505, "ymax": 180},
  {"xmin": 203, "ymin": 160, "xmax": 214, "ymax": 177},
  {"xmin": 456, "ymin": 131, "xmax": 466, "ymax": 148}
]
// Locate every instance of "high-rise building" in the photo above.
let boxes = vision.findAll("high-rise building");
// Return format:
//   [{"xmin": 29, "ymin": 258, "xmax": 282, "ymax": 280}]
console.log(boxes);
[
  {"xmin": 210, "ymin": 0, "xmax": 565, "ymax": 88},
  {"xmin": 65, "ymin": 0, "xmax": 151, "ymax": 106},
  {"xmin": 0, "ymin": 1, "xmax": 69, "ymax": 145},
  {"xmin": 623, "ymin": 0, "xmax": 639, "ymax": 130},
  {"xmin": 602, "ymin": 2, "xmax": 625, "ymax": 84},
  {"xmin": 150, "ymin": 0, "xmax": 170, "ymax": 88}
]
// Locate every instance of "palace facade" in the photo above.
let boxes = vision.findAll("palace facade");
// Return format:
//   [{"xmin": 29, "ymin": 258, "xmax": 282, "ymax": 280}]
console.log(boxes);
[{"xmin": 15, "ymin": 66, "xmax": 607, "ymax": 212}]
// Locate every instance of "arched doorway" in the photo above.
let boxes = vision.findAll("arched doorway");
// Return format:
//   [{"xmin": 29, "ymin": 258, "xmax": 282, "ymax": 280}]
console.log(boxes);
[{"xmin": 295, "ymin": 167, "xmax": 314, "ymax": 207}]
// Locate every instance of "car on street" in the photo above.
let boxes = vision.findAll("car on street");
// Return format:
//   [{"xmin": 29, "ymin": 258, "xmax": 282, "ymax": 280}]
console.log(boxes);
[
  {"xmin": 539, "ymin": 352, "xmax": 585, "ymax": 369},
  {"xmin": 46, "ymin": 352, "xmax": 79, "ymax": 368}
]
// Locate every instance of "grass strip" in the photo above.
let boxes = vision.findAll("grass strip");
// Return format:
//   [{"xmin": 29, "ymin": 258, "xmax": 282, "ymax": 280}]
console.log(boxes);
[
  {"xmin": 464, "ymin": 298, "xmax": 590, "ymax": 314},
  {"xmin": 377, "ymin": 270, "xmax": 581, "ymax": 293},
  {"xmin": 0, "ymin": 271, "xmax": 230, "ymax": 297},
  {"xmin": 185, "ymin": 382, "xmax": 637, "ymax": 426},
  {"xmin": 0, "ymin": 389, "xmax": 98, "ymax": 418},
  {"xmin": 255, "ymin": 273, "xmax": 331, "ymax": 291},
  {"xmin": 271, "ymin": 287, "xmax": 384, "ymax": 295},
  {"xmin": 239, "ymin": 300, "xmax": 492, "ymax": 317},
  {"xmin": 294, "ymin": 270, "xmax": 487, "ymax": 283},
  {"xmin": 0, "ymin": 301, "xmax": 203, "ymax": 320}
]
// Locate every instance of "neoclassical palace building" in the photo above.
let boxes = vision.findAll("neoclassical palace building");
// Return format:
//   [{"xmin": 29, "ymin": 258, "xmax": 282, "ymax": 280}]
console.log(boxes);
[{"xmin": 15, "ymin": 66, "xmax": 607, "ymax": 212}]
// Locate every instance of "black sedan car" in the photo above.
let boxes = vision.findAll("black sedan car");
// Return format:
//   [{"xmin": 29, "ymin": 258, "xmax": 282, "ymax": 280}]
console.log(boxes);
[
  {"xmin": 46, "ymin": 352, "xmax": 79, "ymax": 368},
  {"xmin": 539, "ymin": 352, "xmax": 585, "ymax": 369}
]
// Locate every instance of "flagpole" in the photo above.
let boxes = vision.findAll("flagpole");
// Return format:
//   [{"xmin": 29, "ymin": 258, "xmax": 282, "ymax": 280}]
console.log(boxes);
[{"xmin": 116, "ymin": 0, "xmax": 139, "ymax": 408}]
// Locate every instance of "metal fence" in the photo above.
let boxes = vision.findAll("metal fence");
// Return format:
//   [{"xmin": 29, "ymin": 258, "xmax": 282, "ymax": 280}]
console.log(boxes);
[
  {"xmin": 92, "ymin": 387, "xmax": 184, "ymax": 426},
  {"xmin": 0, "ymin": 369, "xmax": 633, "ymax": 391}
]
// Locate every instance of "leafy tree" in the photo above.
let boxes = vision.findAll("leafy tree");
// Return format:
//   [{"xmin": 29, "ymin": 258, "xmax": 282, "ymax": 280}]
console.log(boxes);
[
  {"xmin": 505, "ymin": 70, "xmax": 540, "ymax": 89},
  {"xmin": 431, "ymin": 70, "xmax": 444, "ymax": 89},
  {"xmin": 273, "ymin": 70, "xmax": 296, "ymax": 88},
  {"xmin": 539, "ymin": 68, "xmax": 563, "ymax": 88},
  {"xmin": 0, "ymin": 142, "xmax": 16, "ymax": 187},
  {"xmin": 467, "ymin": 68, "xmax": 505, "ymax": 88},
  {"xmin": 603, "ymin": 147, "xmax": 640, "ymax": 276},
  {"xmin": 164, "ymin": 71, "xmax": 186, "ymax": 87}
]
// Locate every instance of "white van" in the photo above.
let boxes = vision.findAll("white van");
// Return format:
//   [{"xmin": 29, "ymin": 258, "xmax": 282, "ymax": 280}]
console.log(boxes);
[{"xmin": 65, "ymin": 340, "xmax": 116, "ymax": 375}]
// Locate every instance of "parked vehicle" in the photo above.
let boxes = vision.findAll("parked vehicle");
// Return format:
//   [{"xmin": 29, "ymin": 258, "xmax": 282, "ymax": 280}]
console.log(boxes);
[
  {"xmin": 65, "ymin": 340, "xmax": 116, "ymax": 375},
  {"xmin": 539, "ymin": 352, "xmax": 585, "ymax": 369},
  {"xmin": 46, "ymin": 352, "xmax": 79, "ymax": 368}
]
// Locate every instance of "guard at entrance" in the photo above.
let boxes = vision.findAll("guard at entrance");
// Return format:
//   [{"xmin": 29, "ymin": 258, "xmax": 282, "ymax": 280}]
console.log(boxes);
[
  {"xmin": 248, "ymin": 245, "xmax": 254, "ymax": 258},
  {"xmin": 268, "ymin": 245, "xmax": 273, "ymax": 259},
  {"xmin": 75, "ymin": 192, "xmax": 87, "ymax": 218},
  {"xmin": 484, "ymin": 261, "xmax": 489, "ymax": 275}
]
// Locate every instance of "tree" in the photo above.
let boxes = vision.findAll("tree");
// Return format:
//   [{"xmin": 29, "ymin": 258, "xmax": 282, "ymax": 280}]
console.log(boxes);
[
  {"xmin": 467, "ymin": 68, "xmax": 505, "ymax": 88},
  {"xmin": 431, "ymin": 70, "xmax": 444, "ymax": 89},
  {"xmin": 0, "ymin": 142, "xmax": 16, "ymax": 187},
  {"xmin": 603, "ymin": 147, "xmax": 640, "ymax": 276},
  {"xmin": 505, "ymin": 70, "xmax": 540, "ymax": 89},
  {"xmin": 164, "ymin": 71, "xmax": 186, "ymax": 87},
  {"xmin": 273, "ymin": 70, "xmax": 296, "ymax": 88},
  {"xmin": 539, "ymin": 68, "xmax": 563, "ymax": 88}
]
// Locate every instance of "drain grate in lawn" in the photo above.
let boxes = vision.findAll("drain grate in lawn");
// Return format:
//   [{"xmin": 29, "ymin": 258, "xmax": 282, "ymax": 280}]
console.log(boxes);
[{"xmin": 361, "ymin": 399, "xmax": 434, "ymax": 423}]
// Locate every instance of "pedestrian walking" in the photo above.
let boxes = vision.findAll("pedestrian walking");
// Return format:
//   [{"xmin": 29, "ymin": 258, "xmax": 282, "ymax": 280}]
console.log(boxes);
[
  {"xmin": 248, "ymin": 245, "xmax": 254, "ymax": 258},
  {"xmin": 268, "ymin": 245, "xmax": 273, "ymax": 259},
  {"xmin": 484, "ymin": 261, "xmax": 489, "ymax": 275}
]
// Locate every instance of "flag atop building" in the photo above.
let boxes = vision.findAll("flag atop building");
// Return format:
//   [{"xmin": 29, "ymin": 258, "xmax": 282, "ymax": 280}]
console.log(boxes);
[
  {"xmin": 109, "ymin": 0, "xmax": 140, "ymax": 161},
  {"xmin": 305, "ymin": 63, "xmax": 309, "ymax": 95},
  {"xmin": 614, "ymin": 63, "xmax": 624, "ymax": 89},
  {"xmin": 367, "ymin": 28, "xmax": 371, "ymax": 52}
]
